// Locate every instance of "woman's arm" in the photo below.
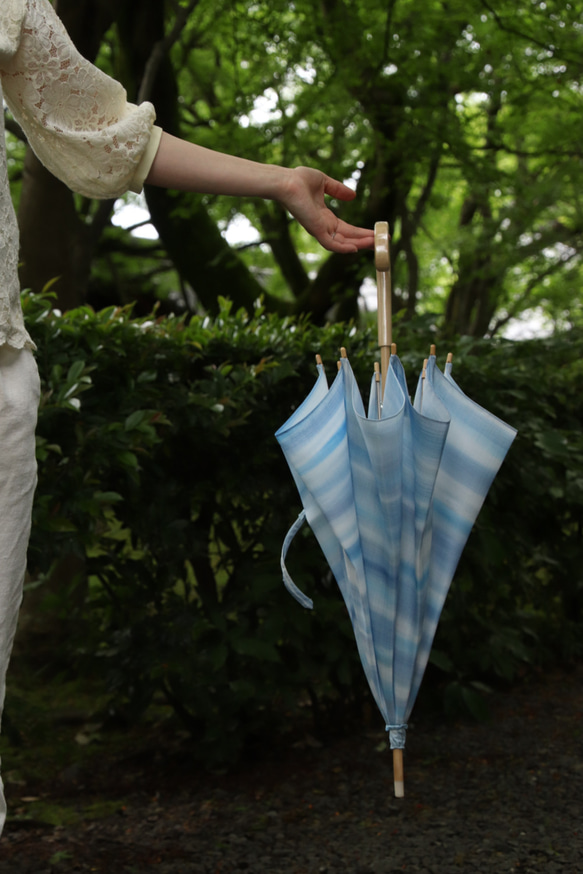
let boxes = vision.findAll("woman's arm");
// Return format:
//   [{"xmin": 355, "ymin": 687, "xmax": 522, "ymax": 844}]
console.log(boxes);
[
  {"xmin": 146, "ymin": 132, "xmax": 374, "ymax": 254},
  {"xmin": 3, "ymin": 0, "xmax": 372, "ymax": 252}
]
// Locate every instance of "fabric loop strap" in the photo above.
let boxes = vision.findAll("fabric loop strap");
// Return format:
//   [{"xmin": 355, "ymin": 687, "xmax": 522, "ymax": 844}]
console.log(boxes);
[{"xmin": 280, "ymin": 510, "xmax": 314, "ymax": 610}]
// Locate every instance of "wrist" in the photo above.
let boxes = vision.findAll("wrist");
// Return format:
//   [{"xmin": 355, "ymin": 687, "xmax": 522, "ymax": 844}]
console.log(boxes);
[{"xmin": 267, "ymin": 164, "xmax": 296, "ymax": 204}]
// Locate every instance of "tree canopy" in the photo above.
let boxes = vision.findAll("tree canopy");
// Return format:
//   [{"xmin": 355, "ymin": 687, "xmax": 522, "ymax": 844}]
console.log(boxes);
[{"xmin": 7, "ymin": 0, "xmax": 583, "ymax": 335}]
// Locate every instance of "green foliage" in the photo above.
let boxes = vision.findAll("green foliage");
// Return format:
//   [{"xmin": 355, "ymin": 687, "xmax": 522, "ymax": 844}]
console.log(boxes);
[
  {"xmin": 9, "ymin": 0, "xmax": 583, "ymax": 333},
  {"xmin": 23, "ymin": 293, "xmax": 583, "ymax": 759},
  {"xmin": 156, "ymin": 0, "xmax": 583, "ymax": 332},
  {"xmin": 26, "ymin": 293, "xmax": 376, "ymax": 762}
]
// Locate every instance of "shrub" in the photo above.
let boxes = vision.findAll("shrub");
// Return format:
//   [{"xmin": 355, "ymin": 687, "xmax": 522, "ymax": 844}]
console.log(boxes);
[{"xmin": 22, "ymin": 293, "xmax": 583, "ymax": 760}]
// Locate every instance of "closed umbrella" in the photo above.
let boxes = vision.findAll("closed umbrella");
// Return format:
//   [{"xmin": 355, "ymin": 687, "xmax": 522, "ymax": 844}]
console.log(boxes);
[{"xmin": 275, "ymin": 223, "xmax": 516, "ymax": 796}]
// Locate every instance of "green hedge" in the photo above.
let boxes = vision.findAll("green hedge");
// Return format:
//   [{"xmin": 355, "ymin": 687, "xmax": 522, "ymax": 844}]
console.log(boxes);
[{"xmin": 21, "ymin": 293, "xmax": 583, "ymax": 760}]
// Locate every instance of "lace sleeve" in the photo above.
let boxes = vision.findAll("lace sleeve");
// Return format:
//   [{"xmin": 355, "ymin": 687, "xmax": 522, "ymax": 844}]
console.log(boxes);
[
  {"xmin": 0, "ymin": 0, "xmax": 26, "ymax": 63},
  {"xmin": 0, "ymin": 0, "xmax": 161, "ymax": 199}
]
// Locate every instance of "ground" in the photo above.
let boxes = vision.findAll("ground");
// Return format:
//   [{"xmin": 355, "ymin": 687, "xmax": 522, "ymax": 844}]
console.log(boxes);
[{"xmin": 0, "ymin": 663, "xmax": 582, "ymax": 873}]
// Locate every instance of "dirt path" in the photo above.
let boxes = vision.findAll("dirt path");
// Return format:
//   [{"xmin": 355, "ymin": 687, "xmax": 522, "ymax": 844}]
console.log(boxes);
[{"xmin": 1, "ymin": 664, "xmax": 582, "ymax": 873}]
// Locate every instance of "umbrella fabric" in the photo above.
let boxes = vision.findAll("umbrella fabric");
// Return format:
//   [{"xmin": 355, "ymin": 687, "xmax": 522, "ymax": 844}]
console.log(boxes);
[
  {"xmin": 276, "ymin": 353, "xmax": 516, "ymax": 749},
  {"xmin": 409, "ymin": 354, "xmax": 518, "ymax": 699}
]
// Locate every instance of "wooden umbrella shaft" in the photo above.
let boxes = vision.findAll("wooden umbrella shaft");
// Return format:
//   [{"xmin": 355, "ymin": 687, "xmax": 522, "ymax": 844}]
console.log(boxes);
[
  {"xmin": 375, "ymin": 224, "xmax": 404, "ymax": 799},
  {"xmin": 374, "ymin": 222, "xmax": 391, "ymax": 400}
]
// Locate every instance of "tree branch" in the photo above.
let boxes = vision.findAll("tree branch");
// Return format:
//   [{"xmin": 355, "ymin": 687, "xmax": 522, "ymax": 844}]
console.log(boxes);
[
  {"xmin": 412, "ymin": 151, "xmax": 442, "ymax": 228},
  {"xmin": 376, "ymin": 0, "xmax": 399, "ymax": 75},
  {"xmin": 479, "ymin": 0, "xmax": 581, "ymax": 66},
  {"xmin": 138, "ymin": 0, "xmax": 201, "ymax": 104},
  {"xmin": 487, "ymin": 252, "xmax": 579, "ymax": 337},
  {"xmin": 3, "ymin": 113, "xmax": 26, "ymax": 143},
  {"xmin": 255, "ymin": 202, "xmax": 309, "ymax": 298}
]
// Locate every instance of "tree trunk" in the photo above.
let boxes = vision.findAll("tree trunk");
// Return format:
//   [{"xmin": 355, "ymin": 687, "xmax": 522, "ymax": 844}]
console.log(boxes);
[
  {"xmin": 113, "ymin": 0, "xmax": 268, "ymax": 315},
  {"xmin": 18, "ymin": 151, "xmax": 92, "ymax": 308},
  {"xmin": 297, "ymin": 250, "xmax": 368, "ymax": 324},
  {"xmin": 444, "ymin": 261, "xmax": 499, "ymax": 338}
]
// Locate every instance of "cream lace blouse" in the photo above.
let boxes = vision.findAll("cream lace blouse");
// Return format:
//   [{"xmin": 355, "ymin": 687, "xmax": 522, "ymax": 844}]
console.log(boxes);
[{"xmin": 0, "ymin": 0, "xmax": 162, "ymax": 349}]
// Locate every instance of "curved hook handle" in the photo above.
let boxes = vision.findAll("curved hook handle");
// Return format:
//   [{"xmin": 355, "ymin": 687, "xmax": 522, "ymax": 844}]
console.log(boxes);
[{"xmin": 374, "ymin": 221, "xmax": 390, "ymax": 271}]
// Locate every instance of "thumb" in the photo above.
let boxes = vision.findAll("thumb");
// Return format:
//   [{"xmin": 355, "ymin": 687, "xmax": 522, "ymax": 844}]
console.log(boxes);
[{"xmin": 323, "ymin": 175, "xmax": 357, "ymax": 202}]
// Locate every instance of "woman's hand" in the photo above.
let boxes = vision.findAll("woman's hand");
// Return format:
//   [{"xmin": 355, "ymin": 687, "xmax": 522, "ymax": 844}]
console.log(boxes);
[
  {"xmin": 147, "ymin": 134, "xmax": 374, "ymax": 253},
  {"xmin": 278, "ymin": 166, "xmax": 374, "ymax": 253}
]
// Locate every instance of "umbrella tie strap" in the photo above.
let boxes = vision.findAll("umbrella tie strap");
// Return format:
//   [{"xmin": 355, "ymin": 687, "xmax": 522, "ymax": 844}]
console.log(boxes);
[
  {"xmin": 386, "ymin": 724, "xmax": 408, "ymax": 749},
  {"xmin": 280, "ymin": 510, "xmax": 314, "ymax": 610}
]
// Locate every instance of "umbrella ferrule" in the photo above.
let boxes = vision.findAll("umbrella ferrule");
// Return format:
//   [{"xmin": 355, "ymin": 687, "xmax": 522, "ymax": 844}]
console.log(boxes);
[{"xmin": 386, "ymin": 724, "xmax": 408, "ymax": 750}]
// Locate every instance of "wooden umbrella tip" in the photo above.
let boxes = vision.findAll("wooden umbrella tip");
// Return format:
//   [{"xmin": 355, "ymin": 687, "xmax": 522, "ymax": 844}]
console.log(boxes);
[
  {"xmin": 340, "ymin": 346, "xmax": 348, "ymax": 358},
  {"xmin": 315, "ymin": 353, "xmax": 323, "ymax": 366},
  {"xmin": 447, "ymin": 352, "xmax": 453, "ymax": 363},
  {"xmin": 430, "ymin": 344, "xmax": 436, "ymax": 356},
  {"xmin": 392, "ymin": 748, "xmax": 405, "ymax": 798},
  {"xmin": 391, "ymin": 343, "xmax": 397, "ymax": 355}
]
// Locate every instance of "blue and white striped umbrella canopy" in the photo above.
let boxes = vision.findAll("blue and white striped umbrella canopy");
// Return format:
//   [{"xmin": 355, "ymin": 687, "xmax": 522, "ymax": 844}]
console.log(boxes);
[{"xmin": 275, "ymin": 351, "xmax": 516, "ymax": 753}]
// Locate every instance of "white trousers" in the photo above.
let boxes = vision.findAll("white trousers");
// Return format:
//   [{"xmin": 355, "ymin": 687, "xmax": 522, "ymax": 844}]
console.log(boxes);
[{"xmin": 0, "ymin": 346, "xmax": 40, "ymax": 834}]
